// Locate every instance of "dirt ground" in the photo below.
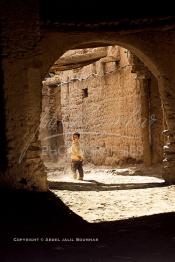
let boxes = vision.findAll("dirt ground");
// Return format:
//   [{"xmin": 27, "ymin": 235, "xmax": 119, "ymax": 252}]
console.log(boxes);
[
  {"xmin": 47, "ymin": 163, "xmax": 175, "ymax": 223},
  {"xmin": 2, "ymin": 163, "xmax": 175, "ymax": 262}
]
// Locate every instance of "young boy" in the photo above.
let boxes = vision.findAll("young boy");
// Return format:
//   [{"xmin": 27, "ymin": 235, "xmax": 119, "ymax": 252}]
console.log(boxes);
[{"xmin": 69, "ymin": 132, "xmax": 84, "ymax": 180}]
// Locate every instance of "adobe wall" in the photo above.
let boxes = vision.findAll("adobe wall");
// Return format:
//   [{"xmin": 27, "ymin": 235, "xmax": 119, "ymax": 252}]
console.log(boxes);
[
  {"xmin": 149, "ymin": 75, "xmax": 164, "ymax": 164},
  {"xmin": 57, "ymin": 46, "xmax": 144, "ymax": 166},
  {"xmin": 40, "ymin": 81, "xmax": 65, "ymax": 163}
]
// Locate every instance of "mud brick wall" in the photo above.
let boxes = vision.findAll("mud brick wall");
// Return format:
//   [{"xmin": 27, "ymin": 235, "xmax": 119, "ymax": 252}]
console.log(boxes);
[{"xmin": 60, "ymin": 47, "xmax": 144, "ymax": 166}]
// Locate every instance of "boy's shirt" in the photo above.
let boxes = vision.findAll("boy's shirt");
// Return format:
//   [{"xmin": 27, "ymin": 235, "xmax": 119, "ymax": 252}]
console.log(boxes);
[{"xmin": 68, "ymin": 141, "xmax": 84, "ymax": 161}]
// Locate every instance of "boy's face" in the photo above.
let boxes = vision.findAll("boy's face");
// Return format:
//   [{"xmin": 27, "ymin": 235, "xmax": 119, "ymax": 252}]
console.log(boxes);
[{"xmin": 72, "ymin": 135, "xmax": 79, "ymax": 142}]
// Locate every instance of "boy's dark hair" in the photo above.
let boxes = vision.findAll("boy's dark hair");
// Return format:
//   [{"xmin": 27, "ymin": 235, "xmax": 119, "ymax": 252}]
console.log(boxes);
[{"xmin": 73, "ymin": 132, "xmax": 80, "ymax": 138}]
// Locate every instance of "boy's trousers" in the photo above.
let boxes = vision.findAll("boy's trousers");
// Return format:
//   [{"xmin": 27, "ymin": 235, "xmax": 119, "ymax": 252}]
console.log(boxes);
[{"xmin": 71, "ymin": 160, "xmax": 84, "ymax": 179}]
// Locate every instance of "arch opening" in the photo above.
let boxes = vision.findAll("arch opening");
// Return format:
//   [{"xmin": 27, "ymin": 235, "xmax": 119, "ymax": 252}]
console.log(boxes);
[{"xmin": 39, "ymin": 42, "xmax": 169, "ymax": 223}]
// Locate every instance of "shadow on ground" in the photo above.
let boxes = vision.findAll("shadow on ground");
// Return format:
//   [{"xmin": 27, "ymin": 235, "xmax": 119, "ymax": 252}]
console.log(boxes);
[
  {"xmin": 1, "ymin": 189, "xmax": 175, "ymax": 261},
  {"xmin": 49, "ymin": 180, "xmax": 166, "ymax": 191}
]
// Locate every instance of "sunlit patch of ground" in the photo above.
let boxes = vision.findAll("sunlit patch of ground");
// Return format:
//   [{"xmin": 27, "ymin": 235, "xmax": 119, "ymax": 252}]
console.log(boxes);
[{"xmin": 47, "ymin": 164, "xmax": 175, "ymax": 223}]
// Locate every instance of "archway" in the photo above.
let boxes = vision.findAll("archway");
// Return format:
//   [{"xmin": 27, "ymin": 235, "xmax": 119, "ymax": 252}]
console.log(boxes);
[
  {"xmin": 2, "ymin": 6, "xmax": 175, "ymax": 261},
  {"xmin": 2, "ymin": 29, "xmax": 175, "ymax": 192},
  {"xmin": 37, "ymin": 40, "xmax": 173, "ymax": 223},
  {"xmin": 40, "ymin": 44, "xmax": 164, "ymax": 168},
  {"xmin": 37, "ymin": 32, "xmax": 169, "ymax": 191}
]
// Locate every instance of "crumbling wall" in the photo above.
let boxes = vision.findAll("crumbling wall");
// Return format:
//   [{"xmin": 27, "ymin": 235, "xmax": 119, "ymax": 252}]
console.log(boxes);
[
  {"xmin": 40, "ymin": 79, "xmax": 65, "ymax": 164},
  {"xmin": 60, "ymin": 46, "xmax": 144, "ymax": 166},
  {"xmin": 149, "ymin": 75, "xmax": 164, "ymax": 164}
]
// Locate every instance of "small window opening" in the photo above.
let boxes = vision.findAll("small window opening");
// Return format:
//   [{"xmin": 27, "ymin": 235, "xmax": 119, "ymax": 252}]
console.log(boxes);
[{"xmin": 82, "ymin": 88, "xmax": 88, "ymax": 98}]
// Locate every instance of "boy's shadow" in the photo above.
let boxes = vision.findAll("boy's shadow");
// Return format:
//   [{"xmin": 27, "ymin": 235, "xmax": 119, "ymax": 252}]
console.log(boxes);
[{"xmin": 49, "ymin": 179, "xmax": 166, "ymax": 191}]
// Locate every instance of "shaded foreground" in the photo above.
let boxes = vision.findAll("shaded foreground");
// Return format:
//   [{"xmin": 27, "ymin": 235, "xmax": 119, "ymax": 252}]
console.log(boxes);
[{"xmin": 1, "ymin": 190, "xmax": 175, "ymax": 261}]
